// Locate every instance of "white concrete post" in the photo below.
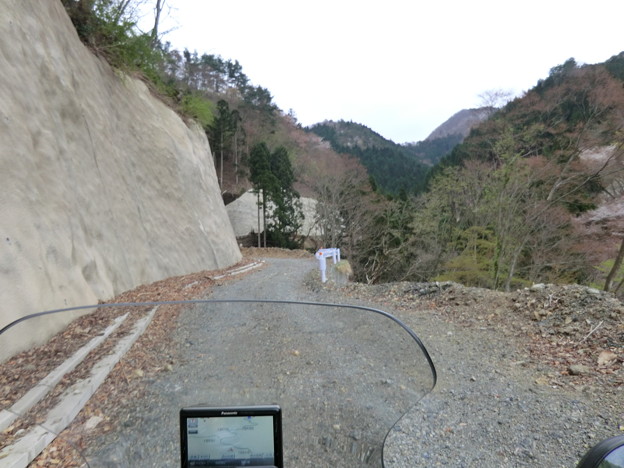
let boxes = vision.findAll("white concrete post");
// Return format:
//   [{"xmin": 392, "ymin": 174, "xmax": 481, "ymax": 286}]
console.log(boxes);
[{"xmin": 316, "ymin": 248, "xmax": 339, "ymax": 283}]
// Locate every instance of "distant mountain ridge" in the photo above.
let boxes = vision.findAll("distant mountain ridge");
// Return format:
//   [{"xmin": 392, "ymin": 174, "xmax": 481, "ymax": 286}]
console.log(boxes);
[
  {"xmin": 307, "ymin": 120, "xmax": 396, "ymax": 150},
  {"xmin": 425, "ymin": 107, "xmax": 491, "ymax": 141},
  {"xmin": 307, "ymin": 111, "xmax": 485, "ymax": 192}
]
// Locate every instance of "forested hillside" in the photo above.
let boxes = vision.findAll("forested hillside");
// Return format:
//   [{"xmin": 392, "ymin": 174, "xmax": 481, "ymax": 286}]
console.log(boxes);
[
  {"xmin": 58, "ymin": 1, "xmax": 624, "ymax": 295},
  {"xmin": 306, "ymin": 52, "xmax": 624, "ymax": 290},
  {"xmin": 307, "ymin": 120, "xmax": 430, "ymax": 194},
  {"xmin": 144, "ymin": 49, "xmax": 366, "ymax": 200},
  {"xmin": 308, "ymin": 116, "xmax": 484, "ymax": 193},
  {"xmin": 395, "ymin": 54, "xmax": 624, "ymax": 291},
  {"xmin": 401, "ymin": 134, "xmax": 464, "ymax": 167}
]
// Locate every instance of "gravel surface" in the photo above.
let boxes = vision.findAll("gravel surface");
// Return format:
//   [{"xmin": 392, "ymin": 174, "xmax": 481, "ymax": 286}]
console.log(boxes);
[
  {"xmin": 83, "ymin": 257, "xmax": 434, "ymax": 467},
  {"xmin": 18, "ymin": 252, "xmax": 622, "ymax": 467},
  {"xmin": 332, "ymin": 281, "xmax": 623, "ymax": 468},
  {"xmin": 384, "ymin": 312, "xmax": 616, "ymax": 468}
]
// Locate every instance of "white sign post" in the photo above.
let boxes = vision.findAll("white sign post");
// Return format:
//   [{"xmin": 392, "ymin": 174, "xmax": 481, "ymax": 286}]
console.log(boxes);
[{"xmin": 315, "ymin": 248, "xmax": 341, "ymax": 283}]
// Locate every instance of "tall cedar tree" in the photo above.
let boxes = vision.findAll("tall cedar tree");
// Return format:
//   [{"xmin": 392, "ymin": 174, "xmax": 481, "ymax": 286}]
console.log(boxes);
[
  {"xmin": 209, "ymin": 100, "xmax": 234, "ymax": 187},
  {"xmin": 266, "ymin": 147, "xmax": 302, "ymax": 248},
  {"xmin": 248, "ymin": 143, "xmax": 302, "ymax": 248},
  {"xmin": 249, "ymin": 143, "xmax": 274, "ymax": 247}
]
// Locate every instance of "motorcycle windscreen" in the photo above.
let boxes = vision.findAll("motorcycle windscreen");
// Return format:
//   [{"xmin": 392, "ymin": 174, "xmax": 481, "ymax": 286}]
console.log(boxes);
[{"xmin": 0, "ymin": 300, "xmax": 436, "ymax": 467}]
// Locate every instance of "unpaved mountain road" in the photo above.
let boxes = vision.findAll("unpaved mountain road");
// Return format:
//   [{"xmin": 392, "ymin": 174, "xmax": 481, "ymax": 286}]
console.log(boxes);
[
  {"xmin": 82, "ymin": 256, "xmax": 434, "ymax": 467},
  {"xmin": 13, "ymin": 250, "xmax": 623, "ymax": 467}
]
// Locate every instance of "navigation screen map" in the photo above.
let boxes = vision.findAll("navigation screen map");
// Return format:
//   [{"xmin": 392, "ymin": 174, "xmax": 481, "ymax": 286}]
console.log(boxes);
[{"xmin": 186, "ymin": 415, "xmax": 276, "ymax": 467}]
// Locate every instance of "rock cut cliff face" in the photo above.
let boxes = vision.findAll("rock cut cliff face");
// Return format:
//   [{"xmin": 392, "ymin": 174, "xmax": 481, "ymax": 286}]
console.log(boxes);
[{"xmin": 0, "ymin": 0, "xmax": 241, "ymax": 358}]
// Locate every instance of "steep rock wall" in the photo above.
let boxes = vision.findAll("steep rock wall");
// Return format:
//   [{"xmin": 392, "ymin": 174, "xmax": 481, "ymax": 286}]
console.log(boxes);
[{"xmin": 0, "ymin": 0, "xmax": 241, "ymax": 358}]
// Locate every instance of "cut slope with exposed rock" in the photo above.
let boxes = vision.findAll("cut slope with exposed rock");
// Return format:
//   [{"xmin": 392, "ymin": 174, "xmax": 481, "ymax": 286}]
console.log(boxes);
[{"xmin": 0, "ymin": 0, "xmax": 241, "ymax": 360}]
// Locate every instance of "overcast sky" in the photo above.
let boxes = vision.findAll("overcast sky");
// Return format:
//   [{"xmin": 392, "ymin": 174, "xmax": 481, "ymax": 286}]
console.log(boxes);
[{"xmin": 139, "ymin": 0, "xmax": 624, "ymax": 143}]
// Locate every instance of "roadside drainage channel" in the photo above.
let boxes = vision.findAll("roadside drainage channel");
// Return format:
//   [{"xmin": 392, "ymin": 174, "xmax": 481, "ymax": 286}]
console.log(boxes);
[
  {"xmin": 0, "ymin": 260, "xmax": 265, "ymax": 467},
  {"xmin": 0, "ymin": 313, "xmax": 129, "ymax": 433},
  {"xmin": 210, "ymin": 260, "xmax": 264, "ymax": 280},
  {"xmin": 0, "ymin": 307, "xmax": 157, "ymax": 468}
]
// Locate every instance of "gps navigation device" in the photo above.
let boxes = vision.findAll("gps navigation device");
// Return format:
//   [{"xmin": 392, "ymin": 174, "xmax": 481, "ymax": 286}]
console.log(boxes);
[{"xmin": 180, "ymin": 405, "xmax": 283, "ymax": 468}]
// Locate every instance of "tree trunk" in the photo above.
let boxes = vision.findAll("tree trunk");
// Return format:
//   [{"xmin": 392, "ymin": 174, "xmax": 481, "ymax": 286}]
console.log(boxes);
[
  {"xmin": 256, "ymin": 190, "xmax": 261, "ymax": 248},
  {"xmin": 233, "ymin": 125, "xmax": 239, "ymax": 186},
  {"xmin": 219, "ymin": 133, "xmax": 224, "ymax": 188},
  {"xmin": 604, "ymin": 236, "xmax": 624, "ymax": 292},
  {"xmin": 262, "ymin": 190, "xmax": 267, "ymax": 248},
  {"xmin": 505, "ymin": 237, "xmax": 528, "ymax": 292},
  {"xmin": 151, "ymin": 0, "xmax": 165, "ymax": 45}
]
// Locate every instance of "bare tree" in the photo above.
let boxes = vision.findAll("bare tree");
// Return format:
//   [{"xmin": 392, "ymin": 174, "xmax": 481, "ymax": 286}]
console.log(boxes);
[
  {"xmin": 313, "ymin": 172, "xmax": 373, "ymax": 257},
  {"xmin": 150, "ymin": 0, "xmax": 166, "ymax": 45},
  {"xmin": 478, "ymin": 88, "xmax": 515, "ymax": 117}
]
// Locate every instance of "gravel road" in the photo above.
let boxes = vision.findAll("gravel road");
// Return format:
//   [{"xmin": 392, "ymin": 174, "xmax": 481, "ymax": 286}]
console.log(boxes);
[
  {"xmin": 85, "ymin": 257, "xmax": 433, "ymax": 467},
  {"xmin": 84, "ymin": 256, "xmax": 621, "ymax": 467}
]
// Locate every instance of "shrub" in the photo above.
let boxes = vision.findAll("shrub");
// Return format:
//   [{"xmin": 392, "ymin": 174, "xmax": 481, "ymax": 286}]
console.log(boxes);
[{"xmin": 180, "ymin": 94, "xmax": 214, "ymax": 128}]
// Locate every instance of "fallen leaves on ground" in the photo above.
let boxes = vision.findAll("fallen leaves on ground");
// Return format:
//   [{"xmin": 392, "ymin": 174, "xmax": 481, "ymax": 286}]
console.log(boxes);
[{"xmin": 1, "ymin": 256, "xmax": 268, "ymax": 465}]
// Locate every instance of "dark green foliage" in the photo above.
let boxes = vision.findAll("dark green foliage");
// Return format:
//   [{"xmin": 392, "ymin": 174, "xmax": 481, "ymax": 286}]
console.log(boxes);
[
  {"xmin": 179, "ymin": 50, "xmax": 274, "ymax": 114},
  {"xmin": 308, "ymin": 121, "xmax": 430, "ymax": 195},
  {"xmin": 249, "ymin": 143, "xmax": 302, "ymax": 249},
  {"xmin": 61, "ymin": 0, "xmax": 94, "ymax": 38},
  {"xmin": 435, "ymin": 226, "xmax": 497, "ymax": 288},
  {"xmin": 179, "ymin": 51, "xmax": 264, "ymax": 105},
  {"xmin": 269, "ymin": 146, "xmax": 295, "ymax": 188},
  {"xmin": 266, "ymin": 146, "xmax": 303, "ymax": 248},
  {"xmin": 309, "ymin": 120, "xmax": 394, "ymax": 149},
  {"xmin": 401, "ymin": 134, "xmax": 463, "ymax": 166},
  {"xmin": 209, "ymin": 100, "xmax": 234, "ymax": 151},
  {"xmin": 605, "ymin": 52, "xmax": 624, "ymax": 81},
  {"xmin": 241, "ymin": 86, "xmax": 276, "ymax": 114},
  {"xmin": 342, "ymin": 145, "xmax": 428, "ymax": 195},
  {"xmin": 249, "ymin": 142, "xmax": 274, "ymax": 192},
  {"xmin": 208, "ymin": 100, "xmax": 247, "ymax": 186},
  {"xmin": 535, "ymin": 57, "xmax": 578, "ymax": 92}
]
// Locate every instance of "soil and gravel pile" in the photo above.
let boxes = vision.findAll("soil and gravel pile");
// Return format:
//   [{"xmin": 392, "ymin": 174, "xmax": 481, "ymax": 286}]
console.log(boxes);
[
  {"xmin": 332, "ymin": 280, "xmax": 623, "ymax": 390},
  {"xmin": 325, "ymin": 278, "xmax": 623, "ymax": 467}
]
